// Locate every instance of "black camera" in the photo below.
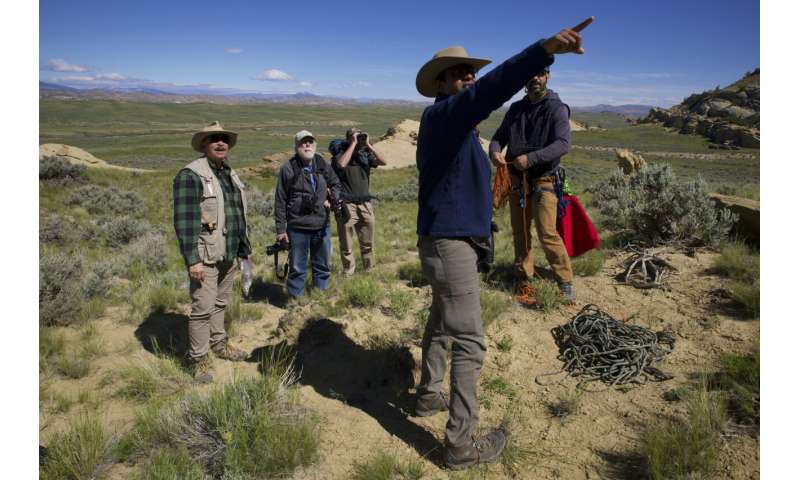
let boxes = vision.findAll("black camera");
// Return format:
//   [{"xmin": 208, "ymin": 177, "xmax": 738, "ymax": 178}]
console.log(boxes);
[
  {"xmin": 357, "ymin": 133, "xmax": 367, "ymax": 145},
  {"xmin": 265, "ymin": 241, "xmax": 290, "ymax": 256}
]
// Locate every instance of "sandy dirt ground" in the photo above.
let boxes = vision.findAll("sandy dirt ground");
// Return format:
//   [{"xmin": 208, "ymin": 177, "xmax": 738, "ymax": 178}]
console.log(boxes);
[{"xmin": 41, "ymin": 246, "xmax": 759, "ymax": 479}]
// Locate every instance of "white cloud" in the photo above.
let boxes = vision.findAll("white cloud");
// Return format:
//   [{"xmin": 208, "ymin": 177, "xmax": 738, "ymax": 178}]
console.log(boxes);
[
  {"xmin": 253, "ymin": 69, "xmax": 293, "ymax": 81},
  {"xmin": 46, "ymin": 58, "xmax": 88, "ymax": 72},
  {"xmin": 59, "ymin": 76, "xmax": 95, "ymax": 82},
  {"xmin": 225, "ymin": 48, "xmax": 243, "ymax": 54},
  {"xmin": 95, "ymin": 73, "xmax": 127, "ymax": 81},
  {"xmin": 299, "ymin": 81, "xmax": 314, "ymax": 88}
]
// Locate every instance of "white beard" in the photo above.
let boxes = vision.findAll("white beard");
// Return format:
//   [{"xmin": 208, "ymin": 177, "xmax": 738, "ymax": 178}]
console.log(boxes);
[{"xmin": 297, "ymin": 147, "xmax": 316, "ymax": 162}]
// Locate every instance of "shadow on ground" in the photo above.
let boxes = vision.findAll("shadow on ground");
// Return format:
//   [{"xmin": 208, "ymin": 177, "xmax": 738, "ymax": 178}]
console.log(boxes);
[
  {"xmin": 134, "ymin": 311, "xmax": 189, "ymax": 357},
  {"xmin": 246, "ymin": 276, "xmax": 289, "ymax": 308},
  {"xmin": 250, "ymin": 317, "xmax": 443, "ymax": 464},
  {"xmin": 596, "ymin": 449, "xmax": 650, "ymax": 479}
]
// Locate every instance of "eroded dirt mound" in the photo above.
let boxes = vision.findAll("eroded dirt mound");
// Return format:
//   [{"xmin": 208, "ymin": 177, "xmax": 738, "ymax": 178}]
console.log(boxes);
[{"xmin": 39, "ymin": 144, "xmax": 150, "ymax": 172}]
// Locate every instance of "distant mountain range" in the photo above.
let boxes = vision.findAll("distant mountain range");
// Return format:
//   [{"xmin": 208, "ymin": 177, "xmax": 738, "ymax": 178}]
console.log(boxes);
[
  {"xmin": 571, "ymin": 104, "xmax": 654, "ymax": 117},
  {"xmin": 38, "ymin": 82, "xmax": 426, "ymax": 106},
  {"xmin": 39, "ymin": 82, "xmax": 657, "ymax": 114}
]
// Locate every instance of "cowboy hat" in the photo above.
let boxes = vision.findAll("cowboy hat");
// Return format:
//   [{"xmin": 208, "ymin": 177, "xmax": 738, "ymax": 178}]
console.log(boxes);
[
  {"xmin": 191, "ymin": 121, "xmax": 238, "ymax": 152},
  {"xmin": 415, "ymin": 46, "xmax": 491, "ymax": 98}
]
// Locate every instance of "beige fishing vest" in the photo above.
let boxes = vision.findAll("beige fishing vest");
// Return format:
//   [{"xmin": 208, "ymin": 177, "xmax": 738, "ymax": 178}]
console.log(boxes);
[{"xmin": 184, "ymin": 157, "xmax": 249, "ymax": 264}]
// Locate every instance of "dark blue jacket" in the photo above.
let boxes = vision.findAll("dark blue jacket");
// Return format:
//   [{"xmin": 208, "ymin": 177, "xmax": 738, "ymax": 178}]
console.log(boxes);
[{"xmin": 416, "ymin": 41, "xmax": 554, "ymax": 237}]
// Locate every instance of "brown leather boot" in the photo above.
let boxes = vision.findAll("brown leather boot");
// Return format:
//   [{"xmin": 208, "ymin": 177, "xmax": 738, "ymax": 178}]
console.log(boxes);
[
  {"xmin": 211, "ymin": 341, "xmax": 249, "ymax": 361},
  {"xmin": 444, "ymin": 430, "xmax": 507, "ymax": 470}
]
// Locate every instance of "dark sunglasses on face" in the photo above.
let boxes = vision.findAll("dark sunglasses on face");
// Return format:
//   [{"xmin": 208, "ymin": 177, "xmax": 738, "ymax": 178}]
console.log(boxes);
[{"xmin": 207, "ymin": 134, "xmax": 230, "ymax": 144}]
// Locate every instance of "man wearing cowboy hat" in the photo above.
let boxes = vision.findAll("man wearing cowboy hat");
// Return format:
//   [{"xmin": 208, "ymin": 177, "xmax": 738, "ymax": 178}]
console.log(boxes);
[
  {"xmin": 489, "ymin": 66, "xmax": 577, "ymax": 305},
  {"xmin": 173, "ymin": 121, "xmax": 251, "ymax": 383},
  {"xmin": 274, "ymin": 130, "xmax": 342, "ymax": 298},
  {"xmin": 413, "ymin": 17, "xmax": 594, "ymax": 470}
]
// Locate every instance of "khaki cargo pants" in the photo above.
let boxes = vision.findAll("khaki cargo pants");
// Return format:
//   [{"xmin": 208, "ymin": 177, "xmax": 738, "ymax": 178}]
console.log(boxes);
[
  {"xmin": 509, "ymin": 177, "xmax": 573, "ymax": 284},
  {"xmin": 417, "ymin": 236, "xmax": 486, "ymax": 448},
  {"xmin": 187, "ymin": 260, "xmax": 238, "ymax": 360},
  {"xmin": 336, "ymin": 201, "xmax": 375, "ymax": 275}
]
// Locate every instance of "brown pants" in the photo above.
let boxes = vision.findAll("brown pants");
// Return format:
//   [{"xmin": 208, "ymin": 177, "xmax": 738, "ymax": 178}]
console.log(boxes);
[
  {"xmin": 336, "ymin": 201, "xmax": 375, "ymax": 275},
  {"xmin": 187, "ymin": 260, "xmax": 238, "ymax": 360},
  {"xmin": 418, "ymin": 236, "xmax": 486, "ymax": 448},
  {"xmin": 509, "ymin": 178, "xmax": 573, "ymax": 284}
]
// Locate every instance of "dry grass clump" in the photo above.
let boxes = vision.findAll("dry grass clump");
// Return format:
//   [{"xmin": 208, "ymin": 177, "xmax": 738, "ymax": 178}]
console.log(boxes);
[
  {"xmin": 116, "ymin": 357, "xmax": 319, "ymax": 478},
  {"xmin": 124, "ymin": 271, "xmax": 187, "ymax": 323},
  {"xmin": 714, "ymin": 240, "xmax": 759, "ymax": 317},
  {"xmin": 40, "ymin": 414, "xmax": 111, "ymax": 480},
  {"xmin": 480, "ymin": 286, "xmax": 512, "ymax": 328},
  {"xmin": 590, "ymin": 163, "xmax": 736, "ymax": 247},
  {"xmin": 351, "ymin": 449, "xmax": 426, "ymax": 480},
  {"xmin": 116, "ymin": 352, "xmax": 190, "ymax": 401}
]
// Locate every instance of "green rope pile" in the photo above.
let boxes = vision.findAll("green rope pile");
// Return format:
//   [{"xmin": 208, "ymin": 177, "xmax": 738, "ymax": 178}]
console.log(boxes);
[{"xmin": 544, "ymin": 304, "xmax": 676, "ymax": 388}]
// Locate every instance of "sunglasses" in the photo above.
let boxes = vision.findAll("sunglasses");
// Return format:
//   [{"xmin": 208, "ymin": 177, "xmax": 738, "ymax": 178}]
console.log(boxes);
[{"xmin": 206, "ymin": 134, "xmax": 230, "ymax": 144}]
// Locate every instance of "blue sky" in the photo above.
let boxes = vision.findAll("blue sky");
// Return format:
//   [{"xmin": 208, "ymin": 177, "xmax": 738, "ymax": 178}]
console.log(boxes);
[{"xmin": 39, "ymin": 0, "xmax": 759, "ymax": 106}]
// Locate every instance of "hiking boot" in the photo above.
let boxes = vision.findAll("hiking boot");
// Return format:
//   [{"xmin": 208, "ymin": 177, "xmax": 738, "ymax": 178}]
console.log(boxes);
[
  {"xmin": 211, "ymin": 341, "xmax": 249, "ymax": 361},
  {"xmin": 188, "ymin": 355, "xmax": 213, "ymax": 384},
  {"xmin": 558, "ymin": 282, "xmax": 577, "ymax": 304},
  {"xmin": 514, "ymin": 281, "xmax": 538, "ymax": 307},
  {"xmin": 414, "ymin": 391, "xmax": 449, "ymax": 417},
  {"xmin": 444, "ymin": 429, "xmax": 508, "ymax": 470}
]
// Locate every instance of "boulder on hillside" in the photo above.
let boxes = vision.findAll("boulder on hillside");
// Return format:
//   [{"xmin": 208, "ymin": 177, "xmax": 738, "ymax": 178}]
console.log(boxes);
[
  {"xmin": 39, "ymin": 144, "xmax": 148, "ymax": 171},
  {"xmin": 709, "ymin": 193, "xmax": 759, "ymax": 244}
]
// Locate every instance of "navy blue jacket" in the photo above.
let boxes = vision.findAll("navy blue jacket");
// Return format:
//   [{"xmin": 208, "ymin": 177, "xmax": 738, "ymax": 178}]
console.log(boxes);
[{"xmin": 416, "ymin": 41, "xmax": 554, "ymax": 238}]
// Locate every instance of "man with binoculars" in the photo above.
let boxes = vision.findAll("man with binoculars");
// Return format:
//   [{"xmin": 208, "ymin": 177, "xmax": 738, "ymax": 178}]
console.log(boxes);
[
  {"xmin": 274, "ymin": 130, "xmax": 343, "ymax": 298},
  {"xmin": 329, "ymin": 127, "xmax": 387, "ymax": 276}
]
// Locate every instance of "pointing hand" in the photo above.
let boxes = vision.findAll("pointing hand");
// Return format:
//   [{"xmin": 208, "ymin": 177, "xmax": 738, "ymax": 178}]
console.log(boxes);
[{"xmin": 543, "ymin": 16, "xmax": 595, "ymax": 55}]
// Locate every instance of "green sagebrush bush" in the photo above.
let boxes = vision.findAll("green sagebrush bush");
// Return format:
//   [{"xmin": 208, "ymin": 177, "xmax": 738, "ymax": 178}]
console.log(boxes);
[
  {"xmin": 39, "ymin": 214, "xmax": 74, "ymax": 244},
  {"xmin": 247, "ymin": 188, "xmax": 275, "ymax": 217},
  {"xmin": 375, "ymin": 174, "xmax": 418, "ymax": 202},
  {"xmin": 590, "ymin": 164, "xmax": 736, "ymax": 247},
  {"xmin": 66, "ymin": 184, "xmax": 145, "ymax": 216},
  {"xmin": 39, "ymin": 250, "xmax": 115, "ymax": 326},
  {"xmin": 102, "ymin": 215, "xmax": 155, "ymax": 248},
  {"xmin": 39, "ymin": 156, "xmax": 87, "ymax": 183}
]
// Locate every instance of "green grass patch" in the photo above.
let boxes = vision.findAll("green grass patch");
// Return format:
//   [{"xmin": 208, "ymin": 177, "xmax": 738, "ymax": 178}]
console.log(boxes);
[
  {"xmin": 351, "ymin": 449, "xmax": 426, "ymax": 480},
  {"xmin": 396, "ymin": 261, "xmax": 428, "ymax": 287},
  {"xmin": 714, "ymin": 240, "xmax": 759, "ymax": 317},
  {"xmin": 530, "ymin": 278, "xmax": 563, "ymax": 312},
  {"xmin": 117, "ymin": 362, "xmax": 319, "ymax": 478},
  {"xmin": 480, "ymin": 287, "xmax": 512, "ymax": 328},
  {"xmin": 344, "ymin": 276, "xmax": 383, "ymax": 308},
  {"xmin": 641, "ymin": 379, "xmax": 726, "ymax": 480},
  {"xmin": 484, "ymin": 376, "xmax": 517, "ymax": 400},
  {"xmin": 387, "ymin": 289, "xmax": 415, "ymax": 319},
  {"xmin": 495, "ymin": 335, "xmax": 514, "ymax": 353},
  {"xmin": 571, "ymin": 249, "xmax": 605, "ymax": 277},
  {"xmin": 116, "ymin": 353, "xmax": 190, "ymax": 401},
  {"xmin": 40, "ymin": 414, "xmax": 111, "ymax": 480},
  {"xmin": 713, "ymin": 350, "xmax": 760, "ymax": 425}
]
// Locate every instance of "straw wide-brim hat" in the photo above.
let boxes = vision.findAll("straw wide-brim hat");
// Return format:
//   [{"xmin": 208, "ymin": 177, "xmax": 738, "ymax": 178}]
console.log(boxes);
[
  {"xmin": 191, "ymin": 121, "xmax": 238, "ymax": 152},
  {"xmin": 415, "ymin": 46, "xmax": 491, "ymax": 98}
]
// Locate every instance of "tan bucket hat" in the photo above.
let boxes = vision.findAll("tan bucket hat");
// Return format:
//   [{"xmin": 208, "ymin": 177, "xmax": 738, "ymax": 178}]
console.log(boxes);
[
  {"xmin": 415, "ymin": 46, "xmax": 491, "ymax": 98},
  {"xmin": 191, "ymin": 121, "xmax": 238, "ymax": 152}
]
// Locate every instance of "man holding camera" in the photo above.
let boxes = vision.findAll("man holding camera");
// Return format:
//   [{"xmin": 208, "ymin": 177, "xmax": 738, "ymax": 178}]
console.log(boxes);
[
  {"xmin": 274, "ymin": 130, "xmax": 342, "ymax": 298},
  {"xmin": 173, "ymin": 121, "xmax": 251, "ymax": 384},
  {"xmin": 413, "ymin": 17, "xmax": 593, "ymax": 470},
  {"xmin": 330, "ymin": 128, "xmax": 387, "ymax": 276}
]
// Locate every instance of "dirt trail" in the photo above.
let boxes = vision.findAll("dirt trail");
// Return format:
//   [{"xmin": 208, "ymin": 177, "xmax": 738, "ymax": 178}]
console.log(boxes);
[{"xmin": 41, "ymin": 249, "xmax": 758, "ymax": 479}]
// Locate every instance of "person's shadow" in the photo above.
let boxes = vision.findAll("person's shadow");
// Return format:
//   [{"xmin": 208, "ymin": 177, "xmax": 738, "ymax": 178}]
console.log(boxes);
[
  {"xmin": 134, "ymin": 311, "xmax": 189, "ymax": 357},
  {"xmin": 250, "ymin": 317, "xmax": 442, "ymax": 463},
  {"xmin": 246, "ymin": 275, "xmax": 289, "ymax": 308}
]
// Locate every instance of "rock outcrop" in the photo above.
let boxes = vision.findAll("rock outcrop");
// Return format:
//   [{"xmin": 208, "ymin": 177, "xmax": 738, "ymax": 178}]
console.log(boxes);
[
  {"xmin": 39, "ymin": 144, "xmax": 149, "ymax": 171},
  {"xmin": 615, "ymin": 148, "xmax": 647, "ymax": 174},
  {"xmin": 709, "ymin": 193, "xmax": 759, "ymax": 244},
  {"xmin": 640, "ymin": 69, "xmax": 759, "ymax": 148}
]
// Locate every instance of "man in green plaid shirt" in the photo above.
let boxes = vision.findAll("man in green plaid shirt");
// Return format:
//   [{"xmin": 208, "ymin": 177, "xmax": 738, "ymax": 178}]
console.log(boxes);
[{"xmin": 172, "ymin": 121, "xmax": 251, "ymax": 383}]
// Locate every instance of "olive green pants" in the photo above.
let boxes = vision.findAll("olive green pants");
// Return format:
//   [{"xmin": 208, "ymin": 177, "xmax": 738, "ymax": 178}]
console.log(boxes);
[{"xmin": 418, "ymin": 236, "xmax": 486, "ymax": 448}]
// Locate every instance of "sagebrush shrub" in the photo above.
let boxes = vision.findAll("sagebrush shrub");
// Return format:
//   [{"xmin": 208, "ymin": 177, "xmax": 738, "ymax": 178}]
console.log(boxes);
[
  {"xmin": 590, "ymin": 164, "xmax": 736, "ymax": 247},
  {"xmin": 122, "ymin": 232, "xmax": 169, "ymax": 273},
  {"xmin": 39, "ymin": 214, "xmax": 73, "ymax": 243},
  {"xmin": 248, "ymin": 188, "xmax": 275, "ymax": 217},
  {"xmin": 80, "ymin": 261, "xmax": 114, "ymax": 299},
  {"xmin": 66, "ymin": 184, "xmax": 145, "ymax": 216},
  {"xmin": 39, "ymin": 156, "xmax": 86, "ymax": 183},
  {"xmin": 103, "ymin": 216, "xmax": 154, "ymax": 247},
  {"xmin": 39, "ymin": 250, "xmax": 85, "ymax": 326},
  {"xmin": 376, "ymin": 174, "xmax": 418, "ymax": 202}
]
